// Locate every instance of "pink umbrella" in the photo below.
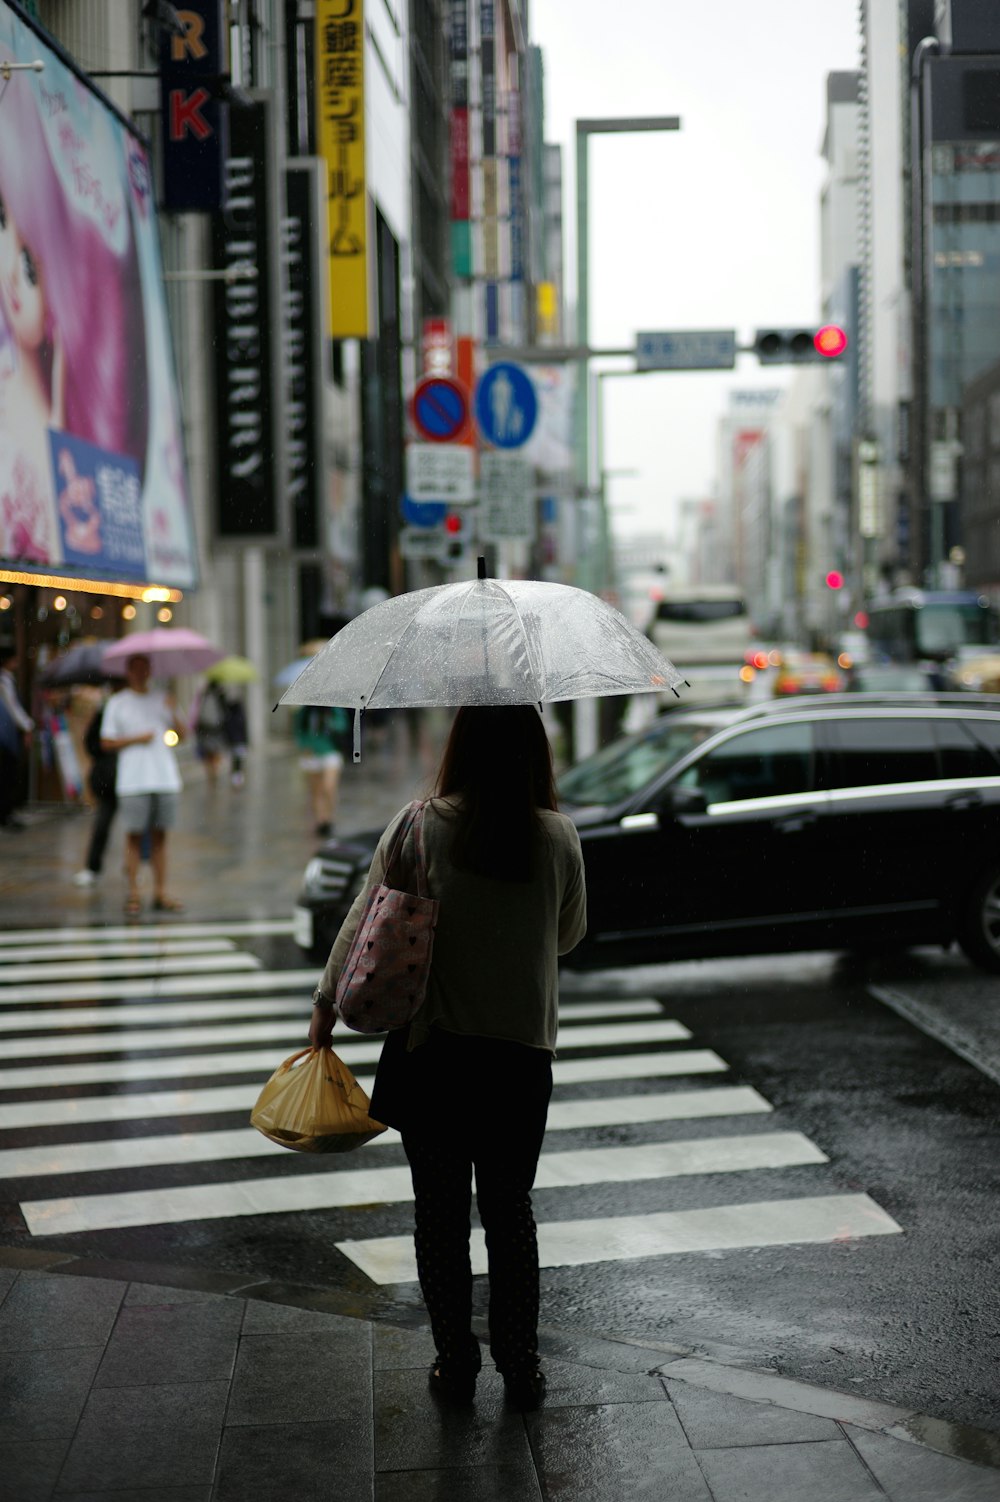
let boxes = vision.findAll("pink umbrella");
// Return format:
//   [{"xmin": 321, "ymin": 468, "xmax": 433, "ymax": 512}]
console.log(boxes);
[{"xmin": 102, "ymin": 628, "xmax": 225, "ymax": 678}]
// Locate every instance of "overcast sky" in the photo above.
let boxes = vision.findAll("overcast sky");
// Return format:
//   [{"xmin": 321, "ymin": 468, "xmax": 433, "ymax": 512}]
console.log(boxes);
[{"xmin": 530, "ymin": 0, "xmax": 860, "ymax": 543}]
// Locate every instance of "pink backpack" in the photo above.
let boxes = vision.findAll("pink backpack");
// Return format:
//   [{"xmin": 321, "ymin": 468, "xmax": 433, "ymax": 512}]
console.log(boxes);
[{"xmin": 335, "ymin": 801, "xmax": 439, "ymax": 1033}]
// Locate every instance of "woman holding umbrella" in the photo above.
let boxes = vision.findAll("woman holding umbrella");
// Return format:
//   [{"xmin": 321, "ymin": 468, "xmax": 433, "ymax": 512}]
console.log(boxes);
[{"xmin": 309, "ymin": 704, "xmax": 587, "ymax": 1411}]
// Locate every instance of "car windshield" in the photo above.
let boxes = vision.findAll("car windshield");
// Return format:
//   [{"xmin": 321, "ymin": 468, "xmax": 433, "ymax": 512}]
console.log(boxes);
[{"xmin": 558, "ymin": 718, "xmax": 719, "ymax": 807}]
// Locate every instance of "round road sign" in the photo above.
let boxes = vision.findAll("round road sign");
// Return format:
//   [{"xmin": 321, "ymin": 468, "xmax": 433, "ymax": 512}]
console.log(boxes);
[
  {"xmin": 474, "ymin": 362, "xmax": 538, "ymax": 449},
  {"xmin": 410, "ymin": 377, "xmax": 469, "ymax": 443}
]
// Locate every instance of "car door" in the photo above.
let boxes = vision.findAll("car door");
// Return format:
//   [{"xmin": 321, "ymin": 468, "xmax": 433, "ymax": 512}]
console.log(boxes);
[
  {"xmin": 574, "ymin": 718, "xmax": 828, "ymax": 968},
  {"xmin": 815, "ymin": 712, "xmax": 953, "ymax": 946}
]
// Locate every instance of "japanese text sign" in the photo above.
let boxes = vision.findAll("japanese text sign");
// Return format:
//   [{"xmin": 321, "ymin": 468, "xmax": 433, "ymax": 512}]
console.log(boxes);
[{"xmin": 316, "ymin": 0, "xmax": 369, "ymax": 339}]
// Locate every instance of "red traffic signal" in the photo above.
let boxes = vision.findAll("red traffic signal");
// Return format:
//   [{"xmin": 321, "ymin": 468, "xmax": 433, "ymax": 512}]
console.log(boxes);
[
  {"xmin": 825, "ymin": 570, "xmax": 845, "ymax": 590},
  {"xmin": 814, "ymin": 324, "xmax": 848, "ymax": 359},
  {"xmin": 444, "ymin": 513, "xmax": 464, "ymax": 535}
]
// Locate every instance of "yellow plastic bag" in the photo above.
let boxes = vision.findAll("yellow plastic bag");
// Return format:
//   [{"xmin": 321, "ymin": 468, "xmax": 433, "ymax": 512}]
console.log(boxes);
[{"xmin": 250, "ymin": 1046, "xmax": 387, "ymax": 1154}]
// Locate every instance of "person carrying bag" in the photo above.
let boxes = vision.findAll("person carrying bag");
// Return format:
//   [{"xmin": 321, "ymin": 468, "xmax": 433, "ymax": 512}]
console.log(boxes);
[{"xmin": 309, "ymin": 705, "xmax": 587, "ymax": 1411}]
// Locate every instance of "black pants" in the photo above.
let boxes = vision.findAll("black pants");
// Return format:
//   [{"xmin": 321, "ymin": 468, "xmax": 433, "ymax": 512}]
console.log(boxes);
[
  {"xmin": 85, "ymin": 794, "xmax": 118, "ymax": 874},
  {"xmin": 376, "ymin": 1027, "xmax": 552, "ymax": 1378}
]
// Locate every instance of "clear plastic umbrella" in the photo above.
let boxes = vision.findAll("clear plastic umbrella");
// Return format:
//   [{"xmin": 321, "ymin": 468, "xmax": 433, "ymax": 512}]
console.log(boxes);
[{"xmin": 279, "ymin": 560, "xmax": 685, "ymax": 759}]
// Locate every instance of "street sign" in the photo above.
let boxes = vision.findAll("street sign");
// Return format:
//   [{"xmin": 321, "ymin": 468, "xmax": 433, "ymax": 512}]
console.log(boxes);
[
  {"xmin": 405, "ymin": 443, "xmax": 476, "ymax": 502},
  {"xmin": 636, "ymin": 330, "xmax": 737, "ymax": 371},
  {"xmin": 410, "ymin": 376, "xmax": 469, "ymax": 442},
  {"xmin": 402, "ymin": 497, "xmax": 447, "ymax": 527},
  {"xmin": 478, "ymin": 452, "xmax": 533, "ymax": 541},
  {"xmin": 474, "ymin": 362, "xmax": 538, "ymax": 448},
  {"xmin": 399, "ymin": 526, "xmax": 448, "ymax": 562}
]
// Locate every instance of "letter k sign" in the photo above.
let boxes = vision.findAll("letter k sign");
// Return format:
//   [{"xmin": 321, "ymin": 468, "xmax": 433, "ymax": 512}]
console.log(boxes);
[{"xmin": 170, "ymin": 87, "xmax": 212, "ymax": 142}]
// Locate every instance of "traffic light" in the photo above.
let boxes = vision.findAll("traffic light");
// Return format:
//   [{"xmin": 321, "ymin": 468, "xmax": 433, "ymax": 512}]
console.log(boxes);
[
  {"xmin": 753, "ymin": 326, "xmax": 848, "ymax": 364},
  {"xmin": 442, "ymin": 510, "xmax": 472, "ymax": 562},
  {"xmin": 824, "ymin": 570, "xmax": 845, "ymax": 590}
]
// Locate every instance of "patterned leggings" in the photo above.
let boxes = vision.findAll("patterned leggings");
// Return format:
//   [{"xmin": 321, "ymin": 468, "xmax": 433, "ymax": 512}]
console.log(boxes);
[{"xmin": 402, "ymin": 1088, "xmax": 549, "ymax": 1378}]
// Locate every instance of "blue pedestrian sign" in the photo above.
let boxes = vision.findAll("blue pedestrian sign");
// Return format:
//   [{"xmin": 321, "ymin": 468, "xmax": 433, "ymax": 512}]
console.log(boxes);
[
  {"xmin": 410, "ymin": 377, "xmax": 469, "ymax": 443},
  {"xmin": 474, "ymin": 362, "xmax": 538, "ymax": 449}
]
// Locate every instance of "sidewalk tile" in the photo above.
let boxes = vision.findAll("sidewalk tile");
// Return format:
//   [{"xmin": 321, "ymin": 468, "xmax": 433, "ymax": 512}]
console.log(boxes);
[
  {"xmin": 373, "ymin": 1323, "xmax": 437, "ymax": 1370},
  {"xmin": 240, "ymin": 1299, "xmax": 367, "ymax": 1337},
  {"xmin": 374, "ymin": 1368, "xmax": 528, "ymax": 1473},
  {"xmin": 540, "ymin": 1355, "xmax": 670, "ymax": 1410},
  {"xmin": 376, "ymin": 1464, "xmax": 543, "ymax": 1501},
  {"xmin": 0, "ymin": 1437, "xmax": 69, "ymax": 1501},
  {"xmin": 213, "ymin": 1422, "xmax": 368, "ymax": 1502},
  {"xmin": 695, "ymin": 1439, "xmax": 886, "ymax": 1502},
  {"xmin": 56, "ymin": 1380, "xmax": 228, "ymax": 1493},
  {"xmin": 123, "ymin": 1282, "xmax": 240, "ymax": 1308},
  {"xmin": 0, "ymin": 1266, "xmax": 17, "ymax": 1303},
  {"xmin": 845, "ymin": 1425, "xmax": 1000, "ymax": 1501},
  {"xmin": 0, "ymin": 1345, "xmax": 103, "ymax": 1441},
  {"xmin": 225, "ymin": 1328, "xmax": 371, "ymax": 1427},
  {"xmin": 664, "ymin": 1380, "xmax": 841, "ymax": 1448},
  {"xmin": 94, "ymin": 1299, "xmax": 243, "ymax": 1388},
  {"xmin": 0, "ymin": 1271, "xmax": 125, "ymax": 1351},
  {"xmin": 659, "ymin": 1356, "xmax": 913, "ymax": 1430},
  {"xmin": 525, "ymin": 1401, "xmax": 712, "ymax": 1501}
]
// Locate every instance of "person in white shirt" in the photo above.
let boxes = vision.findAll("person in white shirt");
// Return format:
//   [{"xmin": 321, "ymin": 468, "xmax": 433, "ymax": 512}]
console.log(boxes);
[{"xmin": 100, "ymin": 653, "xmax": 186, "ymax": 916}]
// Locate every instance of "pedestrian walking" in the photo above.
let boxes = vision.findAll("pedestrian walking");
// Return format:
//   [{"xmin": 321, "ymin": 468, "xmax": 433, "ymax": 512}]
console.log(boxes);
[
  {"xmin": 294, "ymin": 704, "xmax": 351, "ymax": 836},
  {"xmin": 190, "ymin": 680, "xmax": 228, "ymax": 787},
  {"xmin": 72, "ymin": 685, "xmax": 121, "ymax": 887},
  {"xmin": 309, "ymin": 705, "xmax": 587, "ymax": 1409},
  {"xmin": 99, "ymin": 653, "xmax": 186, "ymax": 916},
  {"xmin": 0, "ymin": 639, "xmax": 33, "ymax": 831},
  {"xmin": 222, "ymin": 690, "xmax": 248, "ymax": 786}
]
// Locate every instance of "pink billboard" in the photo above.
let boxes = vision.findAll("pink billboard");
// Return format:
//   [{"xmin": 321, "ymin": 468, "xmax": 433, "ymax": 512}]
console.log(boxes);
[{"xmin": 0, "ymin": 2, "xmax": 197, "ymax": 588}]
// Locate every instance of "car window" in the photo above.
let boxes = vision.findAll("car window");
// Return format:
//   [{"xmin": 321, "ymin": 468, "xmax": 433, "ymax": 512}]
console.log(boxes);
[
  {"xmin": 825, "ymin": 717, "xmax": 938, "ymax": 789},
  {"xmin": 962, "ymin": 717, "xmax": 1000, "ymax": 769},
  {"xmin": 676, "ymin": 722, "xmax": 814, "ymax": 805},
  {"xmin": 557, "ymin": 718, "xmax": 719, "ymax": 806},
  {"xmin": 933, "ymin": 718, "xmax": 1000, "ymax": 778}
]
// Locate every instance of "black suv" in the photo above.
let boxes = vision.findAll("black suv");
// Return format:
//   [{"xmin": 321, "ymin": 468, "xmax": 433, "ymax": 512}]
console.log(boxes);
[{"xmin": 292, "ymin": 694, "xmax": 1000, "ymax": 975}]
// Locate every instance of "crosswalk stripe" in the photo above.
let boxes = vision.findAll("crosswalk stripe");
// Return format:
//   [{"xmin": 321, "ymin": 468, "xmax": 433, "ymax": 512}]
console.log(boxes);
[
  {"xmin": 0, "ymin": 996, "xmax": 661, "ymax": 1035},
  {"xmin": 0, "ymin": 953, "xmax": 261, "ymax": 985},
  {"xmin": 19, "ymin": 1133, "xmax": 828, "ymax": 1236},
  {"xmin": 0, "ymin": 1089, "xmax": 774, "ymax": 1177},
  {"xmin": 0, "ymin": 939, "xmax": 238, "ymax": 963},
  {"xmin": 0, "ymin": 920, "xmax": 295, "ymax": 945},
  {"xmin": 0, "ymin": 997, "xmax": 311, "ymax": 1032},
  {"xmin": 0, "ymin": 969, "xmax": 319, "ymax": 1005},
  {"xmin": 338, "ymin": 1194, "xmax": 904, "ymax": 1283},
  {"xmin": 0, "ymin": 1015, "xmax": 689, "ymax": 1064},
  {"xmin": 0, "ymin": 1041, "xmax": 719, "ymax": 1093}
]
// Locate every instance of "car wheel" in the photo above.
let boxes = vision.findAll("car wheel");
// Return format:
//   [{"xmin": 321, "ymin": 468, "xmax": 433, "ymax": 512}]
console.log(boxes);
[{"xmin": 958, "ymin": 863, "xmax": 1000, "ymax": 974}]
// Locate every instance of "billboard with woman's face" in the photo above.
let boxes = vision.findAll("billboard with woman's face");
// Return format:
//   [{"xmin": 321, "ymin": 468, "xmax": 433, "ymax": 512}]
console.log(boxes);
[{"xmin": 0, "ymin": 3, "xmax": 197, "ymax": 589}]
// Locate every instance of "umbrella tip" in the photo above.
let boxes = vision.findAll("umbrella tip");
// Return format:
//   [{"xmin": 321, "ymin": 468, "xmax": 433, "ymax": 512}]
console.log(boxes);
[{"xmin": 477, "ymin": 556, "xmax": 487, "ymax": 580}]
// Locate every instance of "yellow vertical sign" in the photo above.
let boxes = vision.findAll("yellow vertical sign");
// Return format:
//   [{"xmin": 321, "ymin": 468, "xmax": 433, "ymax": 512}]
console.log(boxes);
[{"xmin": 316, "ymin": 0, "xmax": 368, "ymax": 338}]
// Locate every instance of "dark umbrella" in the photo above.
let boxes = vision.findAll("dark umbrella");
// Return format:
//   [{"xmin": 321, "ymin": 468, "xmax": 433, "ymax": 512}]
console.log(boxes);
[{"xmin": 39, "ymin": 643, "xmax": 126, "ymax": 688}]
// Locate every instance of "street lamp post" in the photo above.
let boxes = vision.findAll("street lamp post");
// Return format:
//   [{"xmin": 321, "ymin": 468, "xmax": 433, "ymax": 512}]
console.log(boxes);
[{"xmin": 574, "ymin": 116, "xmax": 680, "ymax": 595}]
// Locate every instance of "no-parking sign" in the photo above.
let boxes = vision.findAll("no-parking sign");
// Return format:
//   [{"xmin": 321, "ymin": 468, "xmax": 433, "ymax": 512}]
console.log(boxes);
[{"xmin": 410, "ymin": 377, "xmax": 469, "ymax": 443}]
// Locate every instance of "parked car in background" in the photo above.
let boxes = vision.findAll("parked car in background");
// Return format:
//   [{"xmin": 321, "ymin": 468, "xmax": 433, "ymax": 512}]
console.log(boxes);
[
  {"xmin": 294, "ymin": 694, "xmax": 1000, "ymax": 975},
  {"xmin": 647, "ymin": 585, "xmax": 753, "ymax": 707},
  {"xmin": 771, "ymin": 650, "xmax": 845, "ymax": 696},
  {"xmin": 947, "ymin": 651, "xmax": 1000, "ymax": 694}
]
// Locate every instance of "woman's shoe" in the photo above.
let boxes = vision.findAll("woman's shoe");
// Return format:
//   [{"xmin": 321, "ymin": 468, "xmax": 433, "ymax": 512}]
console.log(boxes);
[
  {"xmin": 428, "ymin": 1362, "xmax": 477, "ymax": 1405},
  {"xmin": 502, "ymin": 1368, "xmax": 546, "ymax": 1411}
]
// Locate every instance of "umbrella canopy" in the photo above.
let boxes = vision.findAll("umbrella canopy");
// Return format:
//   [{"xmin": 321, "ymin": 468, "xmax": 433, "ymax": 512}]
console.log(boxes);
[
  {"xmin": 279, "ymin": 565, "xmax": 685, "ymax": 758},
  {"xmin": 103, "ymin": 628, "xmax": 225, "ymax": 678},
  {"xmin": 204, "ymin": 655, "xmax": 259, "ymax": 685},
  {"xmin": 39, "ymin": 642, "xmax": 126, "ymax": 688}
]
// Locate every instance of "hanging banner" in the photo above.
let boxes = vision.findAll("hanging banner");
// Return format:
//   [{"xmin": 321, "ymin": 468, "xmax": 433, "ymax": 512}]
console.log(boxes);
[
  {"xmin": 316, "ymin": 0, "xmax": 369, "ymax": 338},
  {"xmin": 283, "ymin": 163, "xmax": 324, "ymax": 549},
  {"xmin": 159, "ymin": 0, "xmax": 227, "ymax": 212},
  {"xmin": 0, "ymin": 2, "xmax": 197, "ymax": 589},
  {"xmin": 211, "ymin": 100, "xmax": 278, "ymax": 537}
]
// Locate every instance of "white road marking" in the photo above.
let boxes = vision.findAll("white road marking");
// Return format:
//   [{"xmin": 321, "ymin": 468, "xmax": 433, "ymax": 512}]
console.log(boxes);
[
  {"xmin": 0, "ymin": 953, "xmax": 260, "ymax": 985},
  {"xmin": 338, "ymin": 1194, "xmax": 904, "ymax": 1283},
  {"xmin": 0, "ymin": 969, "xmax": 319, "ymax": 1006},
  {"xmin": 19, "ymin": 1133, "xmax": 828, "ymax": 1235},
  {"xmin": 0, "ymin": 920, "xmax": 295, "ymax": 945},
  {"xmin": 0, "ymin": 997, "xmax": 311, "ymax": 1032},
  {"xmin": 0, "ymin": 939, "xmax": 237, "ymax": 963},
  {"xmin": 0, "ymin": 1023, "xmax": 699, "ymax": 1089},
  {"xmin": 556, "ymin": 1000, "xmax": 662, "ymax": 1021},
  {"xmin": 0, "ymin": 1088, "xmax": 773, "ymax": 1177}
]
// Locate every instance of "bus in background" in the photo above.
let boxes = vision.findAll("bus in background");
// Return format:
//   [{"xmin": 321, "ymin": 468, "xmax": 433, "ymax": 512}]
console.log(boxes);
[
  {"xmin": 647, "ymin": 585, "xmax": 754, "ymax": 706},
  {"xmin": 865, "ymin": 589, "xmax": 999, "ymax": 664}
]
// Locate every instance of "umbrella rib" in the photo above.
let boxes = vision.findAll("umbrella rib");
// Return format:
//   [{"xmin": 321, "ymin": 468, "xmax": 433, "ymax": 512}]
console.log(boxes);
[
  {"xmin": 498, "ymin": 580, "xmax": 547, "ymax": 699},
  {"xmin": 361, "ymin": 603, "xmax": 427, "ymax": 709}
]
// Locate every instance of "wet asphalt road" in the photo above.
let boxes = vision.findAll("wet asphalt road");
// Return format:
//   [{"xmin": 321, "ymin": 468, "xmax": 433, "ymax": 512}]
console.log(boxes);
[{"xmin": 1, "ymin": 934, "xmax": 998, "ymax": 1437}]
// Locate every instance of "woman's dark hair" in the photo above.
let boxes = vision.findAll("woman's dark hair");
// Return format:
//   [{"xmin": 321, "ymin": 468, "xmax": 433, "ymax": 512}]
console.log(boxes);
[{"xmin": 434, "ymin": 705, "xmax": 559, "ymax": 881}]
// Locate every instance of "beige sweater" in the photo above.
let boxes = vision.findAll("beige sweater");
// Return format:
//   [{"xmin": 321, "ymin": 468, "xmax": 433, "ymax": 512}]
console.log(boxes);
[{"xmin": 318, "ymin": 798, "xmax": 587, "ymax": 1053}]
